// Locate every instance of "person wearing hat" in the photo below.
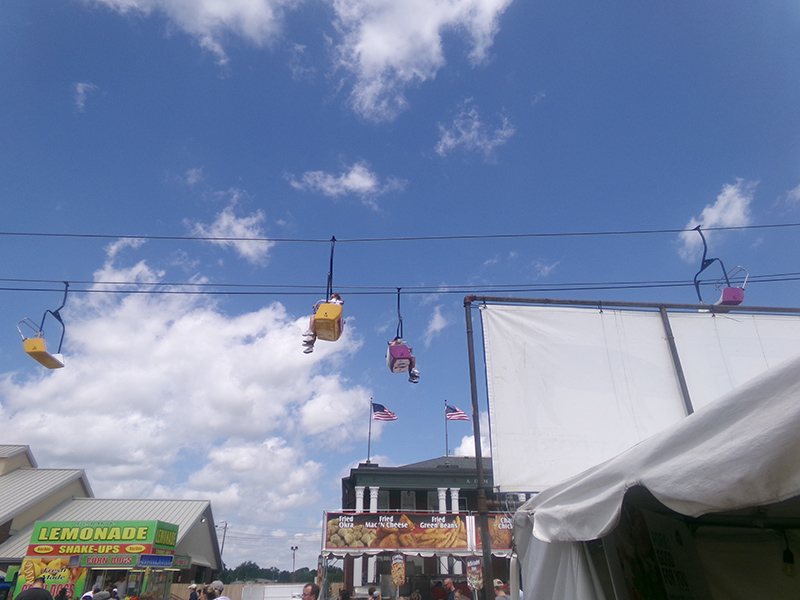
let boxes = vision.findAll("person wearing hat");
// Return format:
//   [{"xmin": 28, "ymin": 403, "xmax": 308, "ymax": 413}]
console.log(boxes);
[
  {"xmin": 210, "ymin": 581, "xmax": 230, "ymax": 600},
  {"xmin": 188, "ymin": 584, "xmax": 198, "ymax": 600},
  {"xmin": 492, "ymin": 580, "xmax": 509, "ymax": 600}
]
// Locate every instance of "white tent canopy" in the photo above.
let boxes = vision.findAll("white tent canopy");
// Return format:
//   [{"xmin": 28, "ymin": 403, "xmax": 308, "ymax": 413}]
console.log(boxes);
[
  {"xmin": 481, "ymin": 303, "xmax": 800, "ymax": 491},
  {"xmin": 514, "ymin": 352, "xmax": 800, "ymax": 599}
]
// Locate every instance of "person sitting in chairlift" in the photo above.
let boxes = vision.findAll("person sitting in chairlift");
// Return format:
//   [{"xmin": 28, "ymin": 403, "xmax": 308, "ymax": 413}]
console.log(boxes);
[{"xmin": 303, "ymin": 293, "xmax": 343, "ymax": 354}]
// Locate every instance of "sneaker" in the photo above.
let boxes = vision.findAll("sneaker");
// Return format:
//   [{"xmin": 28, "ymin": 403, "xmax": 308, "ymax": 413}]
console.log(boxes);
[
  {"xmin": 408, "ymin": 373, "xmax": 419, "ymax": 383},
  {"xmin": 303, "ymin": 333, "xmax": 316, "ymax": 342},
  {"xmin": 303, "ymin": 346, "xmax": 314, "ymax": 354},
  {"xmin": 303, "ymin": 330, "xmax": 314, "ymax": 337}
]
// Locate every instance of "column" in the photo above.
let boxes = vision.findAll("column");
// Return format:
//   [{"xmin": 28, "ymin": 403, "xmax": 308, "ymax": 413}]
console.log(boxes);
[
  {"xmin": 449, "ymin": 488, "xmax": 460, "ymax": 514},
  {"xmin": 438, "ymin": 487, "xmax": 449, "ymax": 573},
  {"xmin": 354, "ymin": 486, "xmax": 365, "ymax": 586},
  {"xmin": 450, "ymin": 488, "xmax": 462, "ymax": 574},
  {"xmin": 368, "ymin": 486, "xmax": 379, "ymax": 582},
  {"xmin": 369, "ymin": 487, "xmax": 380, "ymax": 513},
  {"xmin": 437, "ymin": 488, "xmax": 448, "ymax": 514}
]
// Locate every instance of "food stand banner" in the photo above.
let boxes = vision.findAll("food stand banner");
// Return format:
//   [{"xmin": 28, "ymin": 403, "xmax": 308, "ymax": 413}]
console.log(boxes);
[
  {"xmin": 14, "ymin": 556, "xmax": 88, "ymax": 597},
  {"xmin": 476, "ymin": 515, "xmax": 513, "ymax": 551},
  {"xmin": 78, "ymin": 554, "xmax": 138, "ymax": 568},
  {"xmin": 465, "ymin": 557, "xmax": 483, "ymax": 591},
  {"xmin": 390, "ymin": 554, "xmax": 405, "ymax": 586},
  {"xmin": 325, "ymin": 513, "xmax": 468, "ymax": 551},
  {"xmin": 27, "ymin": 520, "xmax": 179, "ymax": 556}
]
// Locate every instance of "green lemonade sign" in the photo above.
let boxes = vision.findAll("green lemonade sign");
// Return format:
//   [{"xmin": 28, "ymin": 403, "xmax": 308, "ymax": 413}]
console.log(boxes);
[{"xmin": 27, "ymin": 520, "xmax": 179, "ymax": 556}]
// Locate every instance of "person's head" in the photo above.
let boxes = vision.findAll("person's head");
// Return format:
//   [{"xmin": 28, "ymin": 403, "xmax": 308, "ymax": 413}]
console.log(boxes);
[
  {"xmin": 443, "ymin": 579, "xmax": 454, "ymax": 592},
  {"xmin": 330, "ymin": 294, "xmax": 342, "ymax": 303},
  {"xmin": 339, "ymin": 590, "xmax": 351, "ymax": 600},
  {"xmin": 454, "ymin": 592, "xmax": 462, "ymax": 600},
  {"xmin": 201, "ymin": 586, "xmax": 219, "ymax": 600},
  {"xmin": 492, "ymin": 580, "xmax": 505, "ymax": 596},
  {"xmin": 189, "ymin": 585, "xmax": 197, "ymax": 592},
  {"xmin": 367, "ymin": 588, "xmax": 376, "ymax": 597},
  {"xmin": 302, "ymin": 584, "xmax": 320, "ymax": 600},
  {"xmin": 372, "ymin": 592, "xmax": 380, "ymax": 600},
  {"xmin": 32, "ymin": 578, "xmax": 46, "ymax": 589},
  {"xmin": 210, "ymin": 581, "xmax": 224, "ymax": 593}
]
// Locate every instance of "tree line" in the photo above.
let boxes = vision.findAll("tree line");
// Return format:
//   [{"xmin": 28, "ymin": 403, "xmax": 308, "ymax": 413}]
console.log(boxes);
[{"xmin": 221, "ymin": 561, "xmax": 343, "ymax": 584}]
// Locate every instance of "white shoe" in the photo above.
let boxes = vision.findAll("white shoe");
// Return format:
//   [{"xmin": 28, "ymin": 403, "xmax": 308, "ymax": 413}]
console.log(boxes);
[
  {"xmin": 303, "ymin": 330, "xmax": 314, "ymax": 337},
  {"xmin": 303, "ymin": 346, "xmax": 314, "ymax": 354},
  {"xmin": 408, "ymin": 370, "xmax": 419, "ymax": 383}
]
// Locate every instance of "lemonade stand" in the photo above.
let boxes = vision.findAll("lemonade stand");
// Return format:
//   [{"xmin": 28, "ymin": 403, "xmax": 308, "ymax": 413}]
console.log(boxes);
[{"xmin": 11, "ymin": 521, "xmax": 179, "ymax": 600}]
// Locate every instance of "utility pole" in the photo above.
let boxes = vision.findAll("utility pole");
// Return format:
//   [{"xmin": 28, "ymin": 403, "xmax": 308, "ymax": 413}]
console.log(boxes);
[
  {"xmin": 291, "ymin": 546, "xmax": 299, "ymax": 583},
  {"xmin": 217, "ymin": 521, "xmax": 228, "ymax": 558}
]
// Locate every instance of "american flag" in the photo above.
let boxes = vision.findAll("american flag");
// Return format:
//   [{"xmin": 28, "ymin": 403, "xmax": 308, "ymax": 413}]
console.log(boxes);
[
  {"xmin": 372, "ymin": 402, "xmax": 398, "ymax": 421},
  {"xmin": 445, "ymin": 404, "xmax": 470, "ymax": 421}
]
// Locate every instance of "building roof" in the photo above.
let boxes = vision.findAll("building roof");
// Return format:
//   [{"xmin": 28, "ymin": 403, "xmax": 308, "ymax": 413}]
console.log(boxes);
[
  {"xmin": 0, "ymin": 467, "xmax": 93, "ymax": 525},
  {"xmin": 0, "ymin": 497, "xmax": 222, "ymax": 569},
  {"xmin": 0, "ymin": 445, "xmax": 37, "ymax": 470},
  {"xmin": 397, "ymin": 456, "xmax": 492, "ymax": 471},
  {"xmin": 344, "ymin": 456, "xmax": 494, "ymax": 491}
]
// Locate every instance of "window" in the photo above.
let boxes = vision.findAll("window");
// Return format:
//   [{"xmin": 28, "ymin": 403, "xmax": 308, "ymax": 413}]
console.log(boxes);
[{"xmin": 401, "ymin": 491, "xmax": 416, "ymax": 511}]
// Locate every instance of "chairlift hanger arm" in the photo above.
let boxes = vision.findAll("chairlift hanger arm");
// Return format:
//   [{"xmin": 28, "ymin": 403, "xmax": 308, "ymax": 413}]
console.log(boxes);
[{"xmin": 693, "ymin": 227, "xmax": 731, "ymax": 302}]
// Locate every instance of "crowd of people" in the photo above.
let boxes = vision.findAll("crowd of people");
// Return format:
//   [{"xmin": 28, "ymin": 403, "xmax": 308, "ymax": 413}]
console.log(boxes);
[{"xmin": 331, "ymin": 576, "xmax": 514, "ymax": 600}]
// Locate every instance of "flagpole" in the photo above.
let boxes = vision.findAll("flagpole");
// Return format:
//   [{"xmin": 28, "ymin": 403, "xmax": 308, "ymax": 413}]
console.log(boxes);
[
  {"xmin": 444, "ymin": 399, "xmax": 449, "ymax": 457},
  {"xmin": 367, "ymin": 397, "xmax": 373, "ymax": 464}
]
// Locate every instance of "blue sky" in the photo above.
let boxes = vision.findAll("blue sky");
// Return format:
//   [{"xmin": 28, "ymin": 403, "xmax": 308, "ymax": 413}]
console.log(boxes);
[{"xmin": 2, "ymin": 0, "xmax": 800, "ymax": 572}]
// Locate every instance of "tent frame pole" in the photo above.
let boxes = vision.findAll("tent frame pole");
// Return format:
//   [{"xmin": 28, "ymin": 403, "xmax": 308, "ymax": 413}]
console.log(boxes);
[{"xmin": 464, "ymin": 295, "xmax": 494, "ymax": 600}]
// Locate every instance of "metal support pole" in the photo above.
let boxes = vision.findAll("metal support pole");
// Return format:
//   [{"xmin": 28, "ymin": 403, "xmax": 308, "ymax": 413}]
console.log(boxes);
[
  {"xmin": 464, "ymin": 296, "xmax": 494, "ymax": 600},
  {"xmin": 291, "ymin": 546, "xmax": 299, "ymax": 583},
  {"xmin": 659, "ymin": 306, "xmax": 694, "ymax": 415}
]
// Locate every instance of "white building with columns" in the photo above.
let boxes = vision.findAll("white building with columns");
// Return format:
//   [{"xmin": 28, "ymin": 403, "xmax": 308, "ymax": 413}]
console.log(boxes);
[{"xmin": 335, "ymin": 456, "xmax": 525, "ymax": 595}]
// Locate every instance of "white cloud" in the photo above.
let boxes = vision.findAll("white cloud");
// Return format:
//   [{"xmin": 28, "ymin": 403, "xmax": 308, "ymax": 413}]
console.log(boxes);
[
  {"xmin": 74, "ymin": 82, "xmax": 98, "ymax": 111},
  {"xmin": 185, "ymin": 168, "xmax": 205, "ymax": 186},
  {"xmin": 435, "ymin": 99, "xmax": 515, "ymax": 161},
  {"xmin": 288, "ymin": 161, "xmax": 406, "ymax": 206},
  {"xmin": 289, "ymin": 43, "xmax": 316, "ymax": 81},
  {"xmin": 105, "ymin": 237, "xmax": 147, "ymax": 260},
  {"xmin": 1, "ymin": 251, "xmax": 370, "ymax": 562},
  {"xmin": 780, "ymin": 183, "xmax": 800, "ymax": 207},
  {"xmin": 677, "ymin": 179, "xmax": 756, "ymax": 262},
  {"xmin": 85, "ymin": 0, "xmax": 299, "ymax": 65},
  {"xmin": 187, "ymin": 190, "xmax": 275, "ymax": 265},
  {"xmin": 451, "ymin": 411, "xmax": 490, "ymax": 457},
  {"xmin": 332, "ymin": 0, "xmax": 513, "ymax": 121},
  {"xmin": 82, "ymin": 0, "xmax": 511, "ymax": 119},
  {"xmin": 423, "ymin": 304, "xmax": 449, "ymax": 347},
  {"xmin": 532, "ymin": 259, "xmax": 559, "ymax": 278}
]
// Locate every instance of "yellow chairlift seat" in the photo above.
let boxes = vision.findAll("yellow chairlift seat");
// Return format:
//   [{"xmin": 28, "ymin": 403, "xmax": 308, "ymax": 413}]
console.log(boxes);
[
  {"xmin": 23, "ymin": 336, "xmax": 65, "ymax": 369},
  {"xmin": 315, "ymin": 303, "xmax": 344, "ymax": 341}
]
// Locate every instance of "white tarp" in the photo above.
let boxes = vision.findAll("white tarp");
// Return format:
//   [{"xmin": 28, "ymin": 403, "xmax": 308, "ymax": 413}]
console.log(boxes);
[
  {"xmin": 513, "ymin": 352, "xmax": 800, "ymax": 599},
  {"xmin": 481, "ymin": 304, "xmax": 800, "ymax": 491}
]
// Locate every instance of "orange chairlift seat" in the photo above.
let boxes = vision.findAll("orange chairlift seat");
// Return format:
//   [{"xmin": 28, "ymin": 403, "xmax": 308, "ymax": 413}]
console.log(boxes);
[
  {"xmin": 314, "ymin": 237, "xmax": 344, "ymax": 342},
  {"xmin": 314, "ymin": 300, "xmax": 344, "ymax": 342},
  {"xmin": 17, "ymin": 283, "xmax": 69, "ymax": 369}
]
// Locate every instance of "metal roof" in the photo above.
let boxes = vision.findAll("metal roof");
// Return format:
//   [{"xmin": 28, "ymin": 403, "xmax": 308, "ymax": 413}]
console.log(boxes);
[
  {"xmin": 397, "ymin": 456, "xmax": 492, "ymax": 470},
  {"xmin": 0, "ymin": 445, "xmax": 36, "ymax": 466},
  {"xmin": 0, "ymin": 467, "xmax": 92, "ymax": 524},
  {"xmin": 0, "ymin": 497, "xmax": 222, "ymax": 569}
]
